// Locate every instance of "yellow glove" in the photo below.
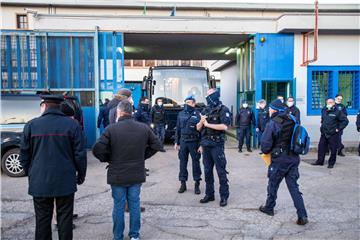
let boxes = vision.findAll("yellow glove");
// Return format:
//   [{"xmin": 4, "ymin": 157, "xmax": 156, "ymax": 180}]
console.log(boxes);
[{"xmin": 261, "ymin": 153, "xmax": 271, "ymax": 167}]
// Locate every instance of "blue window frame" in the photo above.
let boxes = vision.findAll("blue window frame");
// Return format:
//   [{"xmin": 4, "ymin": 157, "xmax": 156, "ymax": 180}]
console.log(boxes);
[{"xmin": 307, "ymin": 65, "xmax": 360, "ymax": 115}]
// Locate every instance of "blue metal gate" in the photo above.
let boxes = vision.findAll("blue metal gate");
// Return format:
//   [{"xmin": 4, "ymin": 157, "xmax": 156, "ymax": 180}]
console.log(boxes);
[{"xmin": 0, "ymin": 30, "xmax": 125, "ymax": 147}]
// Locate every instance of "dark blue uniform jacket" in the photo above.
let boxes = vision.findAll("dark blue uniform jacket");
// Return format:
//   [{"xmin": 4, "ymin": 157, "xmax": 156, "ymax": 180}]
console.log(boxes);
[
  {"xmin": 175, "ymin": 108, "xmax": 201, "ymax": 145},
  {"xmin": 20, "ymin": 109, "xmax": 87, "ymax": 197}
]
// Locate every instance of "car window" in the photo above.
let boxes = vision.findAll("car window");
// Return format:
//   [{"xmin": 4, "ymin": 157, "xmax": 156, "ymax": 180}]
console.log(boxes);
[{"xmin": 1, "ymin": 95, "xmax": 41, "ymax": 124}]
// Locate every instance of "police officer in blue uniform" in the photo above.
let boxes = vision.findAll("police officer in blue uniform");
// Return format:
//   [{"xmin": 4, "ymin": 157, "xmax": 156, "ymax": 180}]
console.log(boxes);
[
  {"xmin": 256, "ymin": 99, "xmax": 270, "ymax": 150},
  {"xmin": 175, "ymin": 96, "xmax": 202, "ymax": 194},
  {"xmin": 285, "ymin": 96, "xmax": 301, "ymax": 123},
  {"xmin": 151, "ymin": 98, "xmax": 166, "ymax": 152},
  {"xmin": 197, "ymin": 88, "xmax": 231, "ymax": 207},
  {"xmin": 334, "ymin": 94, "xmax": 348, "ymax": 156},
  {"xmin": 20, "ymin": 95, "xmax": 87, "ymax": 240},
  {"xmin": 258, "ymin": 99, "xmax": 308, "ymax": 225},
  {"xmin": 134, "ymin": 97, "xmax": 151, "ymax": 126},
  {"xmin": 236, "ymin": 100, "xmax": 255, "ymax": 152},
  {"xmin": 312, "ymin": 98, "xmax": 349, "ymax": 168}
]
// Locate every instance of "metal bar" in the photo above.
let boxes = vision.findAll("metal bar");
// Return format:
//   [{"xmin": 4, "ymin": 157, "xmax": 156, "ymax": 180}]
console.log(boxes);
[
  {"xmin": 45, "ymin": 33, "xmax": 49, "ymax": 89},
  {"xmin": 26, "ymin": 36, "xmax": 31, "ymax": 88},
  {"xmin": 36, "ymin": 36, "xmax": 42, "ymax": 88},
  {"xmin": 120, "ymin": 33, "xmax": 125, "ymax": 86},
  {"xmin": 64, "ymin": 37, "xmax": 70, "ymax": 88},
  {"xmin": 84, "ymin": 38, "xmax": 89, "ymax": 89},
  {"xmin": 16, "ymin": 36, "xmax": 22, "ymax": 88},
  {"xmin": 103, "ymin": 33, "xmax": 107, "ymax": 90},
  {"xmin": 1, "ymin": 88, "xmax": 96, "ymax": 91},
  {"xmin": 112, "ymin": 33, "xmax": 117, "ymax": 93},
  {"xmin": 94, "ymin": 26, "xmax": 100, "ymax": 139},
  {"xmin": 74, "ymin": 37, "xmax": 80, "ymax": 88},
  {"xmin": 6, "ymin": 36, "xmax": 13, "ymax": 89},
  {"xmin": 55, "ymin": 37, "xmax": 61, "ymax": 88}
]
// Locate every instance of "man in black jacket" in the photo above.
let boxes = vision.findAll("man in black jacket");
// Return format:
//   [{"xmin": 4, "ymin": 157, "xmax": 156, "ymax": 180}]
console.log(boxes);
[
  {"xmin": 108, "ymin": 88, "xmax": 133, "ymax": 124},
  {"xmin": 335, "ymin": 94, "xmax": 348, "ymax": 156},
  {"xmin": 312, "ymin": 98, "xmax": 349, "ymax": 168},
  {"xmin": 151, "ymin": 98, "xmax": 166, "ymax": 152},
  {"xmin": 97, "ymin": 98, "xmax": 110, "ymax": 130},
  {"xmin": 20, "ymin": 95, "xmax": 87, "ymax": 240},
  {"xmin": 92, "ymin": 100, "xmax": 161, "ymax": 240},
  {"xmin": 285, "ymin": 96, "xmax": 301, "ymax": 123},
  {"xmin": 236, "ymin": 100, "xmax": 255, "ymax": 152}
]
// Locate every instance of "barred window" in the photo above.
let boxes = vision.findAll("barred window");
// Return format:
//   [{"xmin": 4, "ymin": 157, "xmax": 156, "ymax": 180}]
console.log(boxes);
[
  {"xmin": 16, "ymin": 14, "xmax": 28, "ymax": 29},
  {"xmin": 311, "ymin": 71, "xmax": 332, "ymax": 110}
]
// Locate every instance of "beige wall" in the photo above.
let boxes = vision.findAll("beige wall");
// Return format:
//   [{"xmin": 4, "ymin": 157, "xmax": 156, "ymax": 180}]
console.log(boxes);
[{"xmin": 0, "ymin": 5, "xmax": 284, "ymax": 30}]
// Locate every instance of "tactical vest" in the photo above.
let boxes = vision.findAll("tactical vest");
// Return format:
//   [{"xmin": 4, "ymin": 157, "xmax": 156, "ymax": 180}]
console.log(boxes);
[
  {"xmin": 202, "ymin": 104, "xmax": 225, "ymax": 137},
  {"xmin": 272, "ymin": 114, "xmax": 295, "ymax": 153}
]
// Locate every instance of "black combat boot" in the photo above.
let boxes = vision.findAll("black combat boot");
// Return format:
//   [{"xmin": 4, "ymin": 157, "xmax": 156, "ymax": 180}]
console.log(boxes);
[
  {"xmin": 338, "ymin": 148, "xmax": 345, "ymax": 157},
  {"xmin": 220, "ymin": 198, "xmax": 227, "ymax": 207},
  {"xmin": 259, "ymin": 205, "xmax": 274, "ymax": 216},
  {"xmin": 178, "ymin": 181, "xmax": 187, "ymax": 193},
  {"xmin": 238, "ymin": 148, "xmax": 242, "ymax": 153},
  {"xmin": 194, "ymin": 181, "xmax": 201, "ymax": 195},
  {"xmin": 247, "ymin": 148, "xmax": 252, "ymax": 152},
  {"xmin": 200, "ymin": 195, "xmax": 215, "ymax": 203},
  {"xmin": 296, "ymin": 217, "xmax": 308, "ymax": 225}
]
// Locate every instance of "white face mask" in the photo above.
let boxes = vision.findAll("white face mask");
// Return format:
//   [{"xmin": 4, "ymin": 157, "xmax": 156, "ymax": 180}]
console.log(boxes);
[
  {"xmin": 242, "ymin": 103, "xmax": 248, "ymax": 108},
  {"xmin": 287, "ymin": 102, "xmax": 294, "ymax": 107},
  {"xmin": 158, "ymin": 102, "xmax": 163, "ymax": 106},
  {"xmin": 327, "ymin": 104, "xmax": 334, "ymax": 110},
  {"xmin": 259, "ymin": 104, "xmax": 265, "ymax": 109},
  {"xmin": 335, "ymin": 99, "xmax": 341, "ymax": 104}
]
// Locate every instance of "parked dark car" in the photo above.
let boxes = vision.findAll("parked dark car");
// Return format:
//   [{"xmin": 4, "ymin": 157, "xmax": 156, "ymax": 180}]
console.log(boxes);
[
  {"xmin": 1, "ymin": 125, "xmax": 24, "ymax": 177},
  {"xmin": 1, "ymin": 95, "xmax": 42, "ymax": 177},
  {"xmin": 1, "ymin": 93, "xmax": 84, "ymax": 177}
]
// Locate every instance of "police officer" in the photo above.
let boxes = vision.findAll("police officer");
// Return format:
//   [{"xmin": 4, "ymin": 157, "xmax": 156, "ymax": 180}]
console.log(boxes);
[
  {"xmin": 197, "ymin": 88, "xmax": 231, "ymax": 207},
  {"xmin": 258, "ymin": 99, "xmax": 308, "ymax": 225},
  {"xmin": 175, "ymin": 96, "xmax": 202, "ymax": 194},
  {"xmin": 335, "ymin": 94, "xmax": 348, "ymax": 156},
  {"xmin": 134, "ymin": 96, "xmax": 151, "ymax": 126},
  {"xmin": 357, "ymin": 109, "xmax": 360, "ymax": 156},
  {"xmin": 151, "ymin": 98, "xmax": 166, "ymax": 152},
  {"xmin": 97, "ymin": 98, "xmax": 110, "ymax": 130},
  {"xmin": 236, "ymin": 100, "xmax": 255, "ymax": 152},
  {"xmin": 256, "ymin": 99, "xmax": 270, "ymax": 150},
  {"xmin": 312, "ymin": 98, "xmax": 349, "ymax": 168},
  {"xmin": 285, "ymin": 96, "xmax": 301, "ymax": 123},
  {"xmin": 20, "ymin": 95, "xmax": 87, "ymax": 240}
]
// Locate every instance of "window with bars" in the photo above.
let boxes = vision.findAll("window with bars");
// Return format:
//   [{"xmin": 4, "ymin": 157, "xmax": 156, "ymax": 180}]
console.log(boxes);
[
  {"xmin": 311, "ymin": 71, "xmax": 331, "ymax": 110},
  {"xmin": 16, "ymin": 14, "xmax": 28, "ymax": 29},
  {"xmin": 308, "ymin": 66, "xmax": 359, "ymax": 115},
  {"xmin": 338, "ymin": 71, "xmax": 359, "ymax": 110}
]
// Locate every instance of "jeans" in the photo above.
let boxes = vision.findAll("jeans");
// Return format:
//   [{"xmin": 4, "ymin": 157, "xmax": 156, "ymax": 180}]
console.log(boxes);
[
  {"xmin": 33, "ymin": 194, "xmax": 74, "ymax": 240},
  {"xmin": 154, "ymin": 124, "xmax": 165, "ymax": 146},
  {"xmin": 111, "ymin": 184, "xmax": 141, "ymax": 240}
]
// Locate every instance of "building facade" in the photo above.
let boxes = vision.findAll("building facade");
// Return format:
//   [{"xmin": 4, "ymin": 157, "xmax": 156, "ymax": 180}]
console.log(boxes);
[{"xmin": 1, "ymin": 1, "xmax": 359, "ymax": 147}]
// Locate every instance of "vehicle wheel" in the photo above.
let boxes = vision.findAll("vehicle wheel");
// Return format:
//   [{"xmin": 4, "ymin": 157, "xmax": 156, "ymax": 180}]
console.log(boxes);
[{"xmin": 1, "ymin": 148, "xmax": 25, "ymax": 177}]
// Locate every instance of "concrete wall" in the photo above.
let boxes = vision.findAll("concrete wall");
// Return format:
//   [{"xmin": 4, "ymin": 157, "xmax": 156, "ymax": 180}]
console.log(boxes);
[
  {"xmin": 219, "ymin": 63, "xmax": 238, "ymax": 122},
  {"xmin": 293, "ymin": 34, "xmax": 360, "ymax": 145}
]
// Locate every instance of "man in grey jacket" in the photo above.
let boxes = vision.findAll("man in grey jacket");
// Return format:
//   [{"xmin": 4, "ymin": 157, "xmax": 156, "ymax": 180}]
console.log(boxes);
[{"xmin": 93, "ymin": 100, "xmax": 161, "ymax": 240}]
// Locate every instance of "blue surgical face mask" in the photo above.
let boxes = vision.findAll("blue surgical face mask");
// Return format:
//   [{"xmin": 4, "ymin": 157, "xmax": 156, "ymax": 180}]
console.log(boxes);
[{"xmin": 206, "ymin": 91, "xmax": 220, "ymax": 106}]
